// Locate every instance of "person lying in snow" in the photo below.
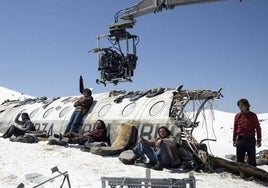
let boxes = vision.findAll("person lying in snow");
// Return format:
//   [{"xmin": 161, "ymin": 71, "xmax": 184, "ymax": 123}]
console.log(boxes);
[{"xmin": 51, "ymin": 119, "xmax": 107, "ymax": 146}]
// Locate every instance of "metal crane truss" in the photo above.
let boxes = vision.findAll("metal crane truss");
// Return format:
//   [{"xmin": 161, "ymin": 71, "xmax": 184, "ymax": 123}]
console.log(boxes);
[{"xmin": 109, "ymin": 0, "xmax": 226, "ymax": 32}]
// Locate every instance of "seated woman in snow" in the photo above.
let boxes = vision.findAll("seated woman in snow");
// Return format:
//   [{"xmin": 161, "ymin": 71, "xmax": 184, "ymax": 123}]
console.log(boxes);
[
  {"xmin": 51, "ymin": 119, "xmax": 107, "ymax": 145},
  {"xmin": 1, "ymin": 112, "xmax": 35, "ymax": 139}
]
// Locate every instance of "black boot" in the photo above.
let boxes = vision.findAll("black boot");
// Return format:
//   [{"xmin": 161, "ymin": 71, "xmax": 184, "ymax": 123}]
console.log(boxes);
[
  {"xmin": 53, "ymin": 133, "xmax": 63, "ymax": 140},
  {"xmin": 48, "ymin": 138, "xmax": 68, "ymax": 146}
]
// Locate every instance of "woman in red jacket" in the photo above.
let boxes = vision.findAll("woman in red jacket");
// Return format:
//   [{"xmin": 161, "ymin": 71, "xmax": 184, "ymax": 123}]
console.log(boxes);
[
  {"xmin": 52, "ymin": 120, "xmax": 107, "ymax": 146},
  {"xmin": 233, "ymin": 98, "xmax": 262, "ymax": 167}
]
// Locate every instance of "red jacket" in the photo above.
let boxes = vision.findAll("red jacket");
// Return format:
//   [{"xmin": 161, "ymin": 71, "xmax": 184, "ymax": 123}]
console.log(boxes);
[
  {"xmin": 86, "ymin": 129, "xmax": 107, "ymax": 142},
  {"xmin": 233, "ymin": 111, "xmax": 261, "ymax": 141}
]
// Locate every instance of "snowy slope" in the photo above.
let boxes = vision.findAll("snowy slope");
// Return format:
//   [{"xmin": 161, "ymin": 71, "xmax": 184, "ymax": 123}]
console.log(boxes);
[
  {"xmin": 0, "ymin": 87, "xmax": 268, "ymax": 188},
  {"xmin": 0, "ymin": 86, "xmax": 34, "ymax": 104}
]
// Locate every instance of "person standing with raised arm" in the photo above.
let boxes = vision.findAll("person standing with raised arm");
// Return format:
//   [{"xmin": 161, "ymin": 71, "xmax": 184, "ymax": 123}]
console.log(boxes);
[{"xmin": 63, "ymin": 88, "xmax": 93, "ymax": 135}]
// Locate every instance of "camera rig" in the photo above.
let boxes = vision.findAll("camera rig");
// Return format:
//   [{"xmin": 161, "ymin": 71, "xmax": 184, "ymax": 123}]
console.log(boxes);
[
  {"xmin": 90, "ymin": 0, "xmax": 230, "ymax": 86},
  {"xmin": 89, "ymin": 29, "xmax": 139, "ymax": 86}
]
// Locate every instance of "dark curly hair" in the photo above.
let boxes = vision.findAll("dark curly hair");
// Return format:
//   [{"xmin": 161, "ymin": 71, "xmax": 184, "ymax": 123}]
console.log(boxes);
[
  {"xmin": 237, "ymin": 98, "xmax": 250, "ymax": 111},
  {"xmin": 158, "ymin": 126, "xmax": 171, "ymax": 136},
  {"xmin": 83, "ymin": 88, "xmax": 92, "ymax": 96},
  {"xmin": 21, "ymin": 112, "xmax": 30, "ymax": 120},
  {"xmin": 96, "ymin": 119, "xmax": 106, "ymax": 129}
]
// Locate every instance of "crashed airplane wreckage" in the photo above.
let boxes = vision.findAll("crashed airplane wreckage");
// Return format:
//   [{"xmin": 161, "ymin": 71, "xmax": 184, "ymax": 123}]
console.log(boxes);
[{"xmin": 0, "ymin": 86, "xmax": 268, "ymax": 185}]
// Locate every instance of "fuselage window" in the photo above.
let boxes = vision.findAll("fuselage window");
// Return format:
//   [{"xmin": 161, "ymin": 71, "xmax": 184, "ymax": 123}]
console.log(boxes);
[
  {"xmin": 122, "ymin": 102, "xmax": 136, "ymax": 117},
  {"xmin": 30, "ymin": 108, "xmax": 39, "ymax": 118},
  {"xmin": 149, "ymin": 101, "xmax": 165, "ymax": 116},
  {"xmin": 43, "ymin": 107, "xmax": 54, "ymax": 118},
  {"xmin": 59, "ymin": 106, "xmax": 72, "ymax": 118},
  {"xmin": 98, "ymin": 104, "xmax": 111, "ymax": 117}
]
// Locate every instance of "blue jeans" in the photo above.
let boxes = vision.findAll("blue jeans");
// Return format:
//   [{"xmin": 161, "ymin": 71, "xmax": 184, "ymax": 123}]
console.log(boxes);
[
  {"xmin": 132, "ymin": 141, "xmax": 172, "ymax": 168},
  {"xmin": 64, "ymin": 111, "xmax": 84, "ymax": 134}
]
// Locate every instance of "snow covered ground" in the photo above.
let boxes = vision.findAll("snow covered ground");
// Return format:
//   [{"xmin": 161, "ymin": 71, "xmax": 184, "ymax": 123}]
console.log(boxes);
[
  {"xmin": 0, "ymin": 110, "xmax": 267, "ymax": 188},
  {"xmin": 0, "ymin": 86, "xmax": 267, "ymax": 187},
  {"xmin": 0, "ymin": 86, "xmax": 33, "ymax": 104}
]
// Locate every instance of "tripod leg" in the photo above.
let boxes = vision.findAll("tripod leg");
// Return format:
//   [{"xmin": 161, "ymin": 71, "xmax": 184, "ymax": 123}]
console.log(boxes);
[
  {"xmin": 66, "ymin": 174, "xmax": 72, "ymax": 188},
  {"xmin": 60, "ymin": 174, "xmax": 71, "ymax": 188},
  {"xmin": 60, "ymin": 175, "xmax": 66, "ymax": 188}
]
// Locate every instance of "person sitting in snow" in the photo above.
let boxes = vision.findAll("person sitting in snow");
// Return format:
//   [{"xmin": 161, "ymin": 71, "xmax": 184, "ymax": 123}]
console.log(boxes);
[
  {"xmin": 52, "ymin": 119, "xmax": 107, "ymax": 145},
  {"xmin": 1, "ymin": 112, "xmax": 35, "ymax": 139},
  {"xmin": 125, "ymin": 126, "xmax": 181, "ymax": 170}
]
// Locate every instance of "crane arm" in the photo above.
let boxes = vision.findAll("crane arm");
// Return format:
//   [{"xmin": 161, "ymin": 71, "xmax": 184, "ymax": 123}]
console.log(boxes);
[
  {"xmin": 93, "ymin": 0, "xmax": 244, "ymax": 86},
  {"xmin": 109, "ymin": 0, "xmax": 226, "ymax": 32}
]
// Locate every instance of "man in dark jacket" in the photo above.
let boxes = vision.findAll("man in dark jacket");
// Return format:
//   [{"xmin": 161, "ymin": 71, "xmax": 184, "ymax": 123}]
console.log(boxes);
[
  {"xmin": 2, "ymin": 112, "xmax": 35, "ymax": 138},
  {"xmin": 233, "ymin": 98, "xmax": 262, "ymax": 167}
]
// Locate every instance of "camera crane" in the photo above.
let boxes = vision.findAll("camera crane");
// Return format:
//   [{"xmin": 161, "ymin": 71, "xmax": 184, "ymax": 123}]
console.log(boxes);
[{"xmin": 90, "ymin": 0, "xmax": 234, "ymax": 86}]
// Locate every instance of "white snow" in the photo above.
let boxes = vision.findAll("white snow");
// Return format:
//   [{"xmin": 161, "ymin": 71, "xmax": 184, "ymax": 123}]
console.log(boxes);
[
  {"xmin": 0, "ymin": 86, "xmax": 268, "ymax": 188},
  {"xmin": 0, "ymin": 86, "xmax": 34, "ymax": 104}
]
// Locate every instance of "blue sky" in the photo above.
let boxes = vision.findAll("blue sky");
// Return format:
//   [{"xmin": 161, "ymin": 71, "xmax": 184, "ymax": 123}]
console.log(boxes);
[{"xmin": 0, "ymin": 0, "xmax": 267, "ymax": 113}]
